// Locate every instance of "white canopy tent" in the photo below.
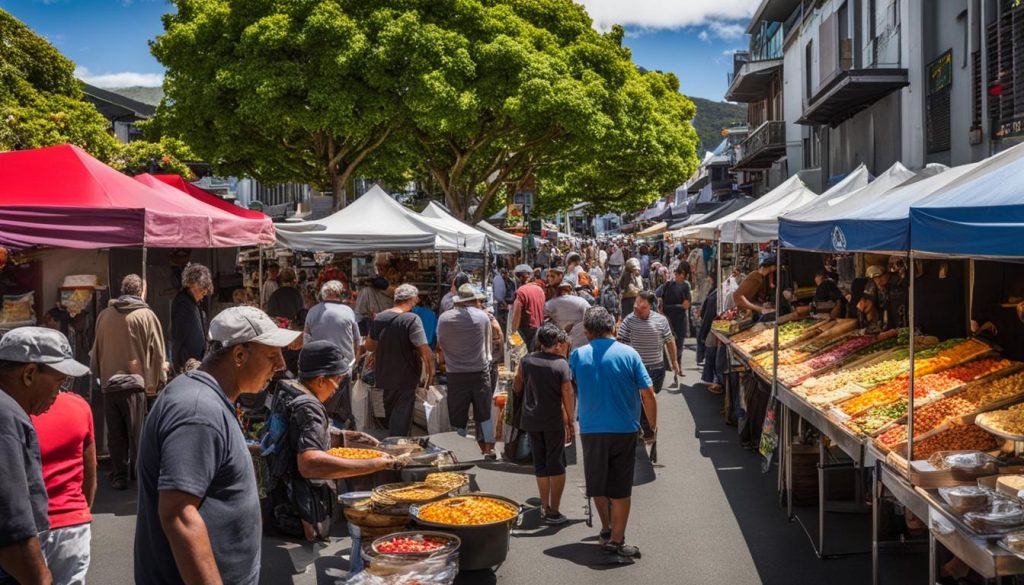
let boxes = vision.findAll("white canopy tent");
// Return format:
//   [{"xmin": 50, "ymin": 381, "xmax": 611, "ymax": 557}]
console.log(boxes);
[
  {"xmin": 718, "ymin": 176, "xmax": 818, "ymax": 244},
  {"xmin": 677, "ymin": 174, "xmax": 815, "ymax": 241},
  {"xmin": 275, "ymin": 185, "xmax": 438, "ymax": 252},
  {"xmin": 779, "ymin": 162, "xmax": 916, "ymax": 226},
  {"xmin": 277, "ymin": 185, "xmax": 486, "ymax": 252},
  {"xmin": 420, "ymin": 201, "xmax": 490, "ymax": 253},
  {"xmin": 473, "ymin": 218, "xmax": 523, "ymax": 254}
]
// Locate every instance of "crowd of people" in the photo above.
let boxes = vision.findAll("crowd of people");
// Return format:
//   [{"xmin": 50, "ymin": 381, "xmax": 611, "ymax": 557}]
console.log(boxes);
[{"xmin": 0, "ymin": 234, "xmax": 736, "ymax": 583}]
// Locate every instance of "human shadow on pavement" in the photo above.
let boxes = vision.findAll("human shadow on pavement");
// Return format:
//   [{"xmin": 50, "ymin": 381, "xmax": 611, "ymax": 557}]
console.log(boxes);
[
  {"xmin": 542, "ymin": 542, "xmax": 637, "ymax": 570},
  {"xmin": 454, "ymin": 569, "xmax": 498, "ymax": 585}
]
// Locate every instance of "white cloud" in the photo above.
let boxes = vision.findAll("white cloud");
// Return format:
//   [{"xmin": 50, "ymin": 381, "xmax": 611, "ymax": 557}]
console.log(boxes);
[
  {"xmin": 707, "ymin": 21, "xmax": 746, "ymax": 40},
  {"xmin": 75, "ymin": 66, "xmax": 163, "ymax": 88},
  {"xmin": 698, "ymin": 31, "xmax": 710, "ymax": 42},
  {"xmin": 577, "ymin": 0, "xmax": 758, "ymax": 31}
]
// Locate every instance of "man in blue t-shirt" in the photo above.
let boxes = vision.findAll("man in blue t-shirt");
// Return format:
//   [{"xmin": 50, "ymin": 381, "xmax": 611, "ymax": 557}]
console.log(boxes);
[{"xmin": 569, "ymin": 306, "xmax": 656, "ymax": 559}]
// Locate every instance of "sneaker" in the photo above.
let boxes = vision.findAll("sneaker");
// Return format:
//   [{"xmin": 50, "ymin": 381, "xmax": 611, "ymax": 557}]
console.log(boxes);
[
  {"xmin": 110, "ymin": 476, "xmax": 128, "ymax": 491},
  {"xmin": 544, "ymin": 512, "xmax": 568, "ymax": 525},
  {"xmin": 483, "ymin": 451, "xmax": 498, "ymax": 461}
]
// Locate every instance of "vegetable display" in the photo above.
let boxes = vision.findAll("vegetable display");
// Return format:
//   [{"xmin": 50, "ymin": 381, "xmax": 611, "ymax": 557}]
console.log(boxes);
[{"xmin": 376, "ymin": 536, "xmax": 449, "ymax": 554}]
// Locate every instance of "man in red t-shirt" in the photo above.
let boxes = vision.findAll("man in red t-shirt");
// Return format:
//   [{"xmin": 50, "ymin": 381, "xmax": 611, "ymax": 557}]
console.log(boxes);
[
  {"xmin": 31, "ymin": 391, "xmax": 96, "ymax": 585},
  {"xmin": 511, "ymin": 264, "xmax": 546, "ymax": 352}
]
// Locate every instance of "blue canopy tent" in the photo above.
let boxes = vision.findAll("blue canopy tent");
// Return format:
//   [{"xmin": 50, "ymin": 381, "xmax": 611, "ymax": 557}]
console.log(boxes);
[
  {"xmin": 778, "ymin": 163, "xmax": 966, "ymax": 253},
  {"xmin": 910, "ymin": 142, "xmax": 1024, "ymax": 258}
]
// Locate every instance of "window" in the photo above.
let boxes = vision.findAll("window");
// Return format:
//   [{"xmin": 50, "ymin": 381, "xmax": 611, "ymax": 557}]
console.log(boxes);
[
  {"xmin": 805, "ymin": 40, "xmax": 814, "ymax": 99},
  {"xmin": 926, "ymin": 50, "xmax": 953, "ymax": 153}
]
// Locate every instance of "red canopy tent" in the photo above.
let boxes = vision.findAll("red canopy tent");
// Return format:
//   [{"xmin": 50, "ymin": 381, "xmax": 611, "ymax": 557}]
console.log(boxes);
[
  {"xmin": 0, "ymin": 145, "xmax": 214, "ymax": 249},
  {"xmin": 134, "ymin": 174, "xmax": 275, "ymax": 247}
]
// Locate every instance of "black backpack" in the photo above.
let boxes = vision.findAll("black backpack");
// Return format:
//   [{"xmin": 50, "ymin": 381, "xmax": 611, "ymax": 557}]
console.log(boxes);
[{"xmin": 260, "ymin": 380, "xmax": 319, "ymax": 485}]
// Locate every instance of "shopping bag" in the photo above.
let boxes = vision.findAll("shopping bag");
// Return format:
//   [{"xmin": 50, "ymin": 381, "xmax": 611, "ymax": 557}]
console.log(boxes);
[
  {"xmin": 418, "ymin": 385, "xmax": 452, "ymax": 435},
  {"xmin": 633, "ymin": 439, "xmax": 656, "ymax": 486},
  {"xmin": 350, "ymin": 378, "xmax": 371, "ymax": 432}
]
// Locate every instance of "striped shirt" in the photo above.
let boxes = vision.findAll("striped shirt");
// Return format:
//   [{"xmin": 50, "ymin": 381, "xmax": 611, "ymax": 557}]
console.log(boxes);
[{"xmin": 617, "ymin": 311, "xmax": 672, "ymax": 368}]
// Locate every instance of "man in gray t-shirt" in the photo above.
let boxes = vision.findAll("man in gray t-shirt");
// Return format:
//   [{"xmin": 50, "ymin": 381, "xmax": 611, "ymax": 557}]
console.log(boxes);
[
  {"xmin": 545, "ymin": 282, "xmax": 591, "ymax": 350},
  {"xmin": 305, "ymin": 280, "xmax": 362, "ymax": 427},
  {"xmin": 135, "ymin": 307, "xmax": 299, "ymax": 585},
  {"xmin": 437, "ymin": 284, "xmax": 497, "ymax": 458}
]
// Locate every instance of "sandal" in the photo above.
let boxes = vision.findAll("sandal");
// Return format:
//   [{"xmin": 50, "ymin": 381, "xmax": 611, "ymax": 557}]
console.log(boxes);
[{"xmin": 706, "ymin": 383, "xmax": 723, "ymax": 395}]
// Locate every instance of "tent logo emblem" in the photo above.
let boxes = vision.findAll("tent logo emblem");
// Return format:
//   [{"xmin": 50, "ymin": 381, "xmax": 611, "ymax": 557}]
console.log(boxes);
[{"xmin": 831, "ymin": 226, "xmax": 848, "ymax": 251}]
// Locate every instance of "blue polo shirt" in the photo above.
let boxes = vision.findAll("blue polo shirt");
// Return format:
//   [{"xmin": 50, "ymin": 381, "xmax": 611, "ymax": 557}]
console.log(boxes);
[{"xmin": 570, "ymin": 338, "xmax": 653, "ymax": 434}]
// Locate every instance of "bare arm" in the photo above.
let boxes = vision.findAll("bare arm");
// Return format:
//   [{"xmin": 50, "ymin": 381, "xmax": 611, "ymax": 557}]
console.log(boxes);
[
  {"xmin": 665, "ymin": 339, "xmax": 679, "ymax": 373},
  {"xmin": 734, "ymin": 291, "xmax": 763, "ymax": 314},
  {"xmin": 158, "ymin": 490, "xmax": 222, "ymax": 585},
  {"xmin": 83, "ymin": 439, "xmax": 97, "ymax": 509},
  {"xmin": 417, "ymin": 344, "xmax": 435, "ymax": 385},
  {"xmin": 0, "ymin": 538, "xmax": 51, "ymax": 585},
  {"xmin": 640, "ymin": 387, "xmax": 657, "ymax": 443},
  {"xmin": 510, "ymin": 301, "xmax": 523, "ymax": 333},
  {"xmin": 561, "ymin": 380, "xmax": 576, "ymax": 441},
  {"xmin": 363, "ymin": 336, "xmax": 377, "ymax": 353},
  {"xmin": 297, "ymin": 451, "xmax": 392, "ymax": 480}
]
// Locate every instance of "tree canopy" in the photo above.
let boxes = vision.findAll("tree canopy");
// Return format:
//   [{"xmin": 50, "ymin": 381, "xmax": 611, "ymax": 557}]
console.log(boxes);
[
  {"xmin": 0, "ymin": 9, "xmax": 121, "ymax": 160},
  {"xmin": 152, "ymin": 0, "xmax": 699, "ymax": 218}
]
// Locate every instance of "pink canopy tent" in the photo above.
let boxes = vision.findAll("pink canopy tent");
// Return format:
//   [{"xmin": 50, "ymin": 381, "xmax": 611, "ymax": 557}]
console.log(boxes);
[
  {"xmin": 0, "ymin": 145, "xmax": 214, "ymax": 249},
  {"xmin": 152, "ymin": 174, "xmax": 270, "ymax": 221},
  {"xmin": 134, "ymin": 174, "xmax": 275, "ymax": 247}
]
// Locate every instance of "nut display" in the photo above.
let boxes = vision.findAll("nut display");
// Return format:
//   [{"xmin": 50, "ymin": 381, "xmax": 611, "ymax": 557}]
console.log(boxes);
[
  {"xmin": 910, "ymin": 425, "xmax": 999, "ymax": 460},
  {"xmin": 959, "ymin": 371, "xmax": 1024, "ymax": 408}
]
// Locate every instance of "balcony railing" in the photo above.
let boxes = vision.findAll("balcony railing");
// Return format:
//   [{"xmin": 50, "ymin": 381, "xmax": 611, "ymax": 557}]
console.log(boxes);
[{"xmin": 732, "ymin": 121, "xmax": 786, "ymax": 170}]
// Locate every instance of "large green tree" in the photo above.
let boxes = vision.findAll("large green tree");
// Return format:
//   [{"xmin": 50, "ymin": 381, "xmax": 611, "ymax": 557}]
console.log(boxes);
[
  {"xmin": 151, "ymin": 0, "xmax": 698, "ymax": 218},
  {"xmin": 151, "ymin": 0, "xmax": 404, "ymax": 208},
  {"xmin": 0, "ymin": 9, "xmax": 121, "ymax": 159}
]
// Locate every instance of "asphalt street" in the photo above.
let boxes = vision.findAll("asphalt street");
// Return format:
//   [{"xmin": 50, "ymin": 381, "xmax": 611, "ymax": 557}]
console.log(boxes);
[{"xmin": 89, "ymin": 347, "xmax": 926, "ymax": 584}]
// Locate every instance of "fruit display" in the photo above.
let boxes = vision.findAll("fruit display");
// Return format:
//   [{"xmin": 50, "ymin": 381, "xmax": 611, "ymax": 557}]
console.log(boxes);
[
  {"xmin": 804, "ymin": 336, "xmax": 878, "ymax": 371},
  {"xmin": 838, "ymin": 373, "xmax": 955, "ymax": 417},
  {"xmin": 909, "ymin": 425, "xmax": 999, "ymax": 460},
  {"xmin": 416, "ymin": 496, "xmax": 518, "ymax": 526},
  {"xmin": 327, "ymin": 447, "xmax": 385, "ymax": 460},
  {"xmin": 374, "ymin": 535, "xmax": 451, "ymax": 554},
  {"xmin": 915, "ymin": 339, "xmax": 991, "ymax": 376},
  {"xmin": 960, "ymin": 371, "xmax": 1024, "ymax": 408},
  {"xmin": 847, "ymin": 401, "xmax": 907, "ymax": 435},
  {"xmin": 873, "ymin": 396, "xmax": 976, "ymax": 447},
  {"xmin": 976, "ymin": 403, "xmax": 1024, "ymax": 438}
]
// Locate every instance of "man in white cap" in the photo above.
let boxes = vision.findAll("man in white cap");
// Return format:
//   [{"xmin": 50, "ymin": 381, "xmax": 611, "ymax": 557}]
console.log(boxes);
[
  {"xmin": 135, "ymin": 306, "xmax": 300, "ymax": 585},
  {"xmin": 0, "ymin": 327, "xmax": 89, "ymax": 585},
  {"xmin": 437, "ymin": 284, "xmax": 498, "ymax": 459}
]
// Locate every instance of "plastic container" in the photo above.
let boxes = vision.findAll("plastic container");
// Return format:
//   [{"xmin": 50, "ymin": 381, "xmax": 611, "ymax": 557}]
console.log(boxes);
[
  {"xmin": 964, "ymin": 499, "xmax": 1024, "ymax": 533},
  {"xmin": 929, "ymin": 451, "xmax": 1000, "ymax": 480},
  {"xmin": 938, "ymin": 485, "xmax": 991, "ymax": 513}
]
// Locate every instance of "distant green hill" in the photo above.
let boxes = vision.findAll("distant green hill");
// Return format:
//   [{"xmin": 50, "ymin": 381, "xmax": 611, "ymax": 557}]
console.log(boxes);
[{"xmin": 689, "ymin": 96, "xmax": 746, "ymax": 155}]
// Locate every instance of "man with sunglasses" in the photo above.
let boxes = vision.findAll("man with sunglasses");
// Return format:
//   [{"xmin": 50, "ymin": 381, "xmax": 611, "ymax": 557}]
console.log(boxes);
[{"xmin": 266, "ymin": 341, "xmax": 395, "ymax": 541}]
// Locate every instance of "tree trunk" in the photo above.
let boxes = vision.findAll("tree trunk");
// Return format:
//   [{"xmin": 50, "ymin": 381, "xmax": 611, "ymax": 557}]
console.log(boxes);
[{"xmin": 331, "ymin": 171, "xmax": 348, "ymax": 210}]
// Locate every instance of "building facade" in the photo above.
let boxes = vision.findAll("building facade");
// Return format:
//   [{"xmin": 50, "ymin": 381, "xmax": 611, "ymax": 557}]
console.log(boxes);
[{"xmin": 733, "ymin": 0, "xmax": 1024, "ymax": 193}]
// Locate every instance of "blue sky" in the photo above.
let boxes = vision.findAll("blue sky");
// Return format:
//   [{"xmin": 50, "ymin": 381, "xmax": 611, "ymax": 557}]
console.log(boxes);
[{"xmin": 2, "ymin": 0, "xmax": 758, "ymax": 102}]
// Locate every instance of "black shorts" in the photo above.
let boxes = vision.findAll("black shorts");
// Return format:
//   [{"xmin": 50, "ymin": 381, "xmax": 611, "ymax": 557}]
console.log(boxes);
[
  {"xmin": 528, "ymin": 429, "xmax": 567, "ymax": 477},
  {"xmin": 581, "ymin": 432, "xmax": 637, "ymax": 499},
  {"xmin": 446, "ymin": 370, "xmax": 493, "ymax": 439}
]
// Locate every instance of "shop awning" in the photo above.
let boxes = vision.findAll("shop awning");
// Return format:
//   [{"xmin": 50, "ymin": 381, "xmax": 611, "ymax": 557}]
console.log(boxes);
[
  {"xmin": 778, "ymin": 163, "xmax": 967, "ymax": 253},
  {"xmin": 778, "ymin": 163, "xmax": 916, "ymax": 251},
  {"xmin": 910, "ymin": 142, "xmax": 1024, "ymax": 258},
  {"xmin": 677, "ymin": 175, "xmax": 813, "ymax": 241},
  {"xmin": 718, "ymin": 175, "xmax": 818, "ymax": 244},
  {"xmin": 474, "ymin": 219, "xmax": 523, "ymax": 255},
  {"xmin": 419, "ymin": 202, "xmax": 489, "ymax": 253},
  {"xmin": 134, "ymin": 174, "xmax": 276, "ymax": 248},
  {"xmin": 636, "ymin": 222, "xmax": 668, "ymax": 238},
  {"xmin": 0, "ymin": 144, "xmax": 215, "ymax": 249},
  {"xmin": 275, "ymin": 185, "xmax": 439, "ymax": 252}
]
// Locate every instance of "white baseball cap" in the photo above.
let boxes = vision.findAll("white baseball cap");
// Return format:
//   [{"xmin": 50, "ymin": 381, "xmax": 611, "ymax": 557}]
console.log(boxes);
[
  {"xmin": 0, "ymin": 327, "xmax": 90, "ymax": 376},
  {"xmin": 209, "ymin": 306, "xmax": 301, "ymax": 348}
]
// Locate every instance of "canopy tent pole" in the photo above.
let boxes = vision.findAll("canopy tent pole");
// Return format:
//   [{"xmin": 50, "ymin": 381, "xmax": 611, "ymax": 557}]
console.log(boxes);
[
  {"xmin": 141, "ymin": 247, "xmax": 147, "ymax": 285},
  {"xmin": 436, "ymin": 251, "xmax": 443, "ymax": 312},
  {"xmin": 907, "ymin": 251, "xmax": 916, "ymax": 469},
  {"xmin": 717, "ymin": 240, "xmax": 723, "ymax": 308},
  {"xmin": 968, "ymin": 259, "xmax": 975, "ymax": 335},
  {"xmin": 258, "ymin": 246, "xmax": 264, "ymax": 309}
]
